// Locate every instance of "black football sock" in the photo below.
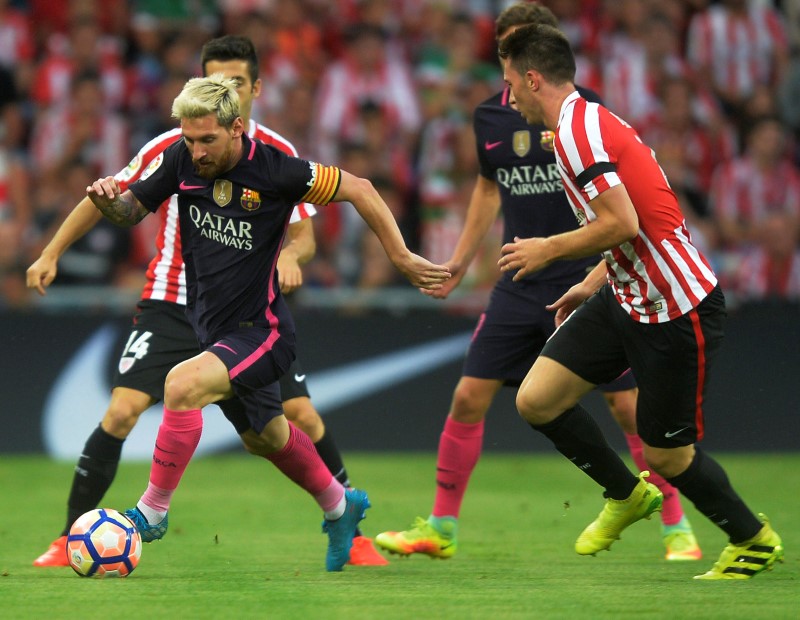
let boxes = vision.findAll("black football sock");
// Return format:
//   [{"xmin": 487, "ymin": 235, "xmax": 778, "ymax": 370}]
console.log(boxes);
[
  {"xmin": 666, "ymin": 447, "xmax": 761, "ymax": 543},
  {"xmin": 63, "ymin": 424, "xmax": 124, "ymax": 535},
  {"xmin": 531, "ymin": 405, "xmax": 639, "ymax": 500},
  {"xmin": 314, "ymin": 430, "xmax": 363, "ymax": 535}
]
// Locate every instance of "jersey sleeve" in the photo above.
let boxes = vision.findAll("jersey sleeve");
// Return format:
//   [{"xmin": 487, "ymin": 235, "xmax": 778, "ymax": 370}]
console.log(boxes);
[
  {"xmin": 128, "ymin": 146, "xmax": 180, "ymax": 213},
  {"xmin": 473, "ymin": 107, "xmax": 494, "ymax": 181},
  {"xmin": 556, "ymin": 100, "xmax": 621, "ymax": 201},
  {"xmin": 269, "ymin": 147, "xmax": 342, "ymax": 206},
  {"xmin": 114, "ymin": 129, "xmax": 182, "ymax": 192}
]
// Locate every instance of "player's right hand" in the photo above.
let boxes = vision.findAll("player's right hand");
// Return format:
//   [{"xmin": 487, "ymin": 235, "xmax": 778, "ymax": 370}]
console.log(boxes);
[
  {"xmin": 546, "ymin": 282, "xmax": 592, "ymax": 327},
  {"xmin": 395, "ymin": 252, "xmax": 451, "ymax": 290},
  {"xmin": 86, "ymin": 176, "xmax": 121, "ymax": 205},
  {"xmin": 421, "ymin": 260, "xmax": 464, "ymax": 299},
  {"xmin": 26, "ymin": 254, "xmax": 57, "ymax": 296}
]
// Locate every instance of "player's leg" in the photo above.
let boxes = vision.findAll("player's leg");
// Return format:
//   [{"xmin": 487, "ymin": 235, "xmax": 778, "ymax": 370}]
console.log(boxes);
[
  {"xmin": 279, "ymin": 363, "xmax": 387, "ymax": 565},
  {"xmin": 522, "ymin": 290, "xmax": 663, "ymax": 555},
  {"xmin": 602, "ymin": 379, "xmax": 701, "ymax": 560},
  {"xmin": 33, "ymin": 388, "xmax": 155, "ymax": 567},
  {"xmin": 124, "ymin": 349, "xmax": 229, "ymax": 540},
  {"xmin": 628, "ymin": 287, "xmax": 782, "ymax": 579},
  {"xmin": 34, "ymin": 301, "xmax": 197, "ymax": 567},
  {"xmin": 376, "ymin": 376, "xmax": 502, "ymax": 558}
]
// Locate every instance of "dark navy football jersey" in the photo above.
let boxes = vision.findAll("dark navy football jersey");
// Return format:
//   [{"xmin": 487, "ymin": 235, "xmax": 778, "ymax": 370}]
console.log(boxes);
[
  {"xmin": 474, "ymin": 86, "xmax": 601, "ymax": 287},
  {"xmin": 129, "ymin": 133, "xmax": 341, "ymax": 344}
]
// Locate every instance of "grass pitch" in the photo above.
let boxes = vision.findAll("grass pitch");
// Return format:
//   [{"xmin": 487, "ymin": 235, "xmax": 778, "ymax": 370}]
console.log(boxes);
[{"xmin": 1, "ymin": 453, "xmax": 796, "ymax": 619}]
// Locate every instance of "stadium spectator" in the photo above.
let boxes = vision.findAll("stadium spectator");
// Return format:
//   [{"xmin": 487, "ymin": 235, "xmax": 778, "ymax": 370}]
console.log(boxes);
[
  {"xmin": 685, "ymin": 0, "xmax": 789, "ymax": 118},
  {"xmin": 29, "ymin": 69, "xmax": 129, "ymax": 177},
  {"xmin": 314, "ymin": 22, "xmax": 421, "ymax": 163},
  {"xmin": 732, "ymin": 210, "xmax": 800, "ymax": 302},
  {"xmin": 708, "ymin": 115, "xmax": 800, "ymax": 251}
]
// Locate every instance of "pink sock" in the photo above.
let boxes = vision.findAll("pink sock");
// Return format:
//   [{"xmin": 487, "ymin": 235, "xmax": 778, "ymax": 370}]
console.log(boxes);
[
  {"xmin": 432, "ymin": 417, "xmax": 484, "ymax": 519},
  {"xmin": 624, "ymin": 433, "xmax": 684, "ymax": 526},
  {"xmin": 267, "ymin": 423, "xmax": 343, "ymax": 513},
  {"xmin": 140, "ymin": 407, "xmax": 203, "ymax": 512}
]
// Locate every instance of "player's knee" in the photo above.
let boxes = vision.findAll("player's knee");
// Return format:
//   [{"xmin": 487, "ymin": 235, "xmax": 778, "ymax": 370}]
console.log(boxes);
[
  {"xmin": 282, "ymin": 398, "xmax": 322, "ymax": 438},
  {"xmin": 102, "ymin": 400, "xmax": 145, "ymax": 438},
  {"xmin": 643, "ymin": 445, "xmax": 694, "ymax": 479},
  {"xmin": 450, "ymin": 380, "xmax": 493, "ymax": 423},
  {"xmin": 515, "ymin": 388, "xmax": 550, "ymax": 424},
  {"xmin": 164, "ymin": 369, "xmax": 200, "ymax": 409}
]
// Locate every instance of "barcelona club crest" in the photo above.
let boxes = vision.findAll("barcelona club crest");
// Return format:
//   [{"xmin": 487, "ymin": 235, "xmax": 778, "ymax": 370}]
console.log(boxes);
[
  {"xmin": 540, "ymin": 130, "xmax": 555, "ymax": 152},
  {"xmin": 213, "ymin": 180, "xmax": 233, "ymax": 207},
  {"xmin": 241, "ymin": 188, "xmax": 262, "ymax": 211},
  {"xmin": 512, "ymin": 130, "xmax": 531, "ymax": 157}
]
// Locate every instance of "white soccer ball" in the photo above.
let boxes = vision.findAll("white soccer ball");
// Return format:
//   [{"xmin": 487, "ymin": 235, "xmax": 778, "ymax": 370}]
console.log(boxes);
[{"xmin": 66, "ymin": 508, "xmax": 142, "ymax": 577}]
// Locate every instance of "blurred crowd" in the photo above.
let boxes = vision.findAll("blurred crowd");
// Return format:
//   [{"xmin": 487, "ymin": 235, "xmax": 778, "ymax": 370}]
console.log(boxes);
[{"xmin": 1, "ymin": 0, "xmax": 799, "ymax": 309}]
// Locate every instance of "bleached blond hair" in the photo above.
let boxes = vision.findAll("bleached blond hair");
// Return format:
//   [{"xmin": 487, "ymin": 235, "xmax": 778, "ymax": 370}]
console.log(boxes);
[{"xmin": 171, "ymin": 74, "xmax": 240, "ymax": 128}]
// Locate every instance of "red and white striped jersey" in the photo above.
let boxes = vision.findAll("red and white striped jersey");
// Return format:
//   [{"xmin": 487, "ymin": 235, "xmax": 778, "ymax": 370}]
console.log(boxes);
[
  {"xmin": 554, "ymin": 91, "xmax": 718, "ymax": 323},
  {"xmin": 686, "ymin": 4, "xmax": 788, "ymax": 99},
  {"xmin": 115, "ymin": 119, "xmax": 316, "ymax": 305}
]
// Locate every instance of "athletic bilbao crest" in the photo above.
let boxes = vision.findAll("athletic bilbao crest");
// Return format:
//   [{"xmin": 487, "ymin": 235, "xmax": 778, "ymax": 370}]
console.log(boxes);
[
  {"xmin": 513, "ymin": 130, "xmax": 531, "ymax": 157},
  {"xmin": 213, "ymin": 180, "xmax": 233, "ymax": 207},
  {"xmin": 539, "ymin": 130, "xmax": 555, "ymax": 152},
  {"xmin": 240, "ymin": 188, "xmax": 261, "ymax": 211}
]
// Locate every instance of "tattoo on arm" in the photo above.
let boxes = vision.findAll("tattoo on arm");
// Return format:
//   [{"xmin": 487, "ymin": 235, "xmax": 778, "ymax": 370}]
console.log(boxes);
[{"xmin": 96, "ymin": 193, "xmax": 149, "ymax": 226}]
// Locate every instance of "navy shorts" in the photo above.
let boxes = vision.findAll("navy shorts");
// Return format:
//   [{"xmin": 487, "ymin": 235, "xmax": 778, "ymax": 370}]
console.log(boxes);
[
  {"xmin": 207, "ymin": 326, "xmax": 296, "ymax": 435},
  {"xmin": 463, "ymin": 282, "xmax": 636, "ymax": 393},
  {"xmin": 112, "ymin": 300, "xmax": 200, "ymax": 401},
  {"xmin": 541, "ymin": 284, "xmax": 726, "ymax": 447}
]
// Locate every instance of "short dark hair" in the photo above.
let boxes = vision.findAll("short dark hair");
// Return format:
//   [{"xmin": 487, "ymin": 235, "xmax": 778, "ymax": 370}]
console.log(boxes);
[
  {"xmin": 495, "ymin": 2, "xmax": 559, "ymax": 39},
  {"xmin": 200, "ymin": 35, "xmax": 259, "ymax": 85},
  {"xmin": 498, "ymin": 24, "xmax": 575, "ymax": 86}
]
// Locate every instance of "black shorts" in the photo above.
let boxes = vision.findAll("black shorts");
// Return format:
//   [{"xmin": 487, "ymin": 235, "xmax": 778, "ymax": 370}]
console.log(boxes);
[
  {"xmin": 463, "ymin": 282, "xmax": 637, "ymax": 393},
  {"xmin": 541, "ymin": 284, "xmax": 726, "ymax": 447},
  {"xmin": 207, "ymin": 326, "xmax": 296, "ymax": 435},
  {"xmin": 278, "ymin": 358, "xmax": 311, "ymax": 401},
  {"xmin": 112, "ymin": 300, "xmax": 200, "ymax": 401}
]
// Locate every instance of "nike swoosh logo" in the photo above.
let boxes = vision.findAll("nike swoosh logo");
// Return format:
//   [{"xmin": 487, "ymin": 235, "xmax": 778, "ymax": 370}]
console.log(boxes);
[
  {"xmin": 42, "ymin": 325, "xmax": 472, "ymax": 459},
  {"xmin": 664, "ymin": 427, "xmax": 690, "ymax": 438},
  {"xmin": 294, "ymin": 374, "xmax": 306, "ymax": 382},
  {"xmin": 179, "ymin": 181, "xmax": 206, "ymax": 190},
  {"xmin": 485, "ymin": 140, "xmax": 503, "ymax": 150}
]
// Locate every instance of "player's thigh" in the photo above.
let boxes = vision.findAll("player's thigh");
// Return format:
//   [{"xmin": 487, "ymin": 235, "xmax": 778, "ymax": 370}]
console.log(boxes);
[
  {"xmin": 540, "ymin": 287, "xmax": 630, "ymax": 387},
  {"xmin": 624, "ymin": 287, "xmax": 726, "ymax": 448},
  {"xmin": 282, "ymin": 396, "xmax": 323, "ymax": 440}
]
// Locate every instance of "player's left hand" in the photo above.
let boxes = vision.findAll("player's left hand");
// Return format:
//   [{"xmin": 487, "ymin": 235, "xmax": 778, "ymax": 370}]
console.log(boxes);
[
  {"xmin": 394, "ymin": 252, "xmax": 450, "ymax": 290},
  {"xmin": 277, "ymin": 252, "xmax": 303, "ymax": 293},
  {"xmin": 498, "ymin": 236, "xmax": 551, "ymax": 281}
]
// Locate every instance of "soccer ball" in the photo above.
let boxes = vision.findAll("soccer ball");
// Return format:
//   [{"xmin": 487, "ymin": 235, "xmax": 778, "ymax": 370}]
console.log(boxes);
[{"xmin": 66, "ymin": 508, "xmax": 142, "ymax": 578}]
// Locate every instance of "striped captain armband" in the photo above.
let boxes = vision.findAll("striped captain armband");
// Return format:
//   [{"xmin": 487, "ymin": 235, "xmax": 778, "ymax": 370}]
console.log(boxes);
[{"xmin": 301, "ymin": 163, "xmax": 342, "ymax": 206}]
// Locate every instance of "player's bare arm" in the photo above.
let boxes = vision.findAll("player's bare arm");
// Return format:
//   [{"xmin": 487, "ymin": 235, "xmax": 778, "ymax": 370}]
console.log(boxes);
[
  {"xmin": 86, "ymin": 176, "xmax": 150, "ymax": 227},
  {"xmin": 26, "ymin": 196, "xmax": 105, "ymax": 295},
  {"xmin": 278, "ymin": 218, "xmax": 316, "ymax": 293},
  {"xmin": 498, "ymin": 184, "xmax": 638, "ymax": 281},
  {"xmin": 424, "ymin": 174, "xmax": 501, "ymax": 299},
  {"xmin": 333, "ymin": 170, "xmax": 451, "ymax": 290}
]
